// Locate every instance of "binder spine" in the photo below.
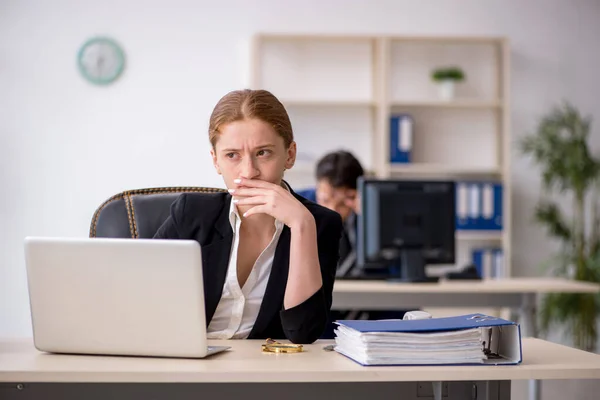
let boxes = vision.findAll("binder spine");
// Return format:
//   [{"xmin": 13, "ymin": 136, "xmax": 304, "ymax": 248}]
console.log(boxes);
[
  {"xmin": 456, "ymin": 183, "xmax": 469, "ymax": 228},
  {"xmin": 468, "ymin": 183, "xmax": 481, "ymax": 230},
  {"xmin": 472, "ymin": 248, "xmax": 504, "ymax": 279},
  {"xmin": 390, "ymin": 115, "xmax": 412, "ymax": 163},
  {"xmin": 456, "ymin": 181, "xmax": 503, "ymax": 231}
]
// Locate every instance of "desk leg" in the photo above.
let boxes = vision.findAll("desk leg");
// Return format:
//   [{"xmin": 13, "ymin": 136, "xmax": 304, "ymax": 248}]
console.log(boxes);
[
  {"xmin": 529, "ymin": 380, "xmax": 541, "ymax": 400},
  {"xmin": 521, "ymin": 293, "xmax": 540, "ymax": 400},
  {"xmin": 520, "ymin": 293, "xmax": 538, "ymax": 337}
]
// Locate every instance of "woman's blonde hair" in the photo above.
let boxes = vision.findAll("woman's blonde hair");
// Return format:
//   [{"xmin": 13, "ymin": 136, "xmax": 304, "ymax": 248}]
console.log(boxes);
[{"xmin": 208, "ymin": 89, "xmax": 294, "ymax": 149}]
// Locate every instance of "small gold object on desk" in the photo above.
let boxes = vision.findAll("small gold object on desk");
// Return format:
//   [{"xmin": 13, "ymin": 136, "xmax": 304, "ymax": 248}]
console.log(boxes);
[{"xmin": 261, "ymin": 338, "xmax": 304, "ymax": 354}]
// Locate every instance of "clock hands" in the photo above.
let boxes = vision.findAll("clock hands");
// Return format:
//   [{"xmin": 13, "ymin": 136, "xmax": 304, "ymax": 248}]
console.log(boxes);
[{"xmin": 96, "ymin": 56, "xmax": 105, "ymax": 78}]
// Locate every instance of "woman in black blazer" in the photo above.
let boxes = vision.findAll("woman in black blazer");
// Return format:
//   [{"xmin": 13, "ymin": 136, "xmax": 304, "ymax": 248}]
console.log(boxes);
[{"xmin": 154, "ymin": 89, "xmax": 343, "ymax": 344}]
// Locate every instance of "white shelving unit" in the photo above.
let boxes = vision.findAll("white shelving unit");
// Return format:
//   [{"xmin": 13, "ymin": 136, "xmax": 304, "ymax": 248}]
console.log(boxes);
[{"xmin": 250, "ymin": 34, "xmax": 511, "ymax": 279}]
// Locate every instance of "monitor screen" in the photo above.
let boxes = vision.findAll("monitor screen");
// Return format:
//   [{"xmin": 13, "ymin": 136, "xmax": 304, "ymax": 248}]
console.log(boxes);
[{"xmin": 356, "ymin": 178, "xmax": 455, "ymax": 281}]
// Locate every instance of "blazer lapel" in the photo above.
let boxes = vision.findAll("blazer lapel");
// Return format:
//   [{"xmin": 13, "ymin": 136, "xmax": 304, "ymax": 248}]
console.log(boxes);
[
  {"xmin": 201, "ymin": 196, "xmax": 233, "ymax": 326},
  {"xmin": 249, "ymin": 225, "xmax": 290, "ymax": 337}
]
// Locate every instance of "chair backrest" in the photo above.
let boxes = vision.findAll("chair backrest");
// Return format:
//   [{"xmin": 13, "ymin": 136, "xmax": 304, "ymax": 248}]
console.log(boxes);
[{"xmin": 90, "ymin": 187, "xmax": 226, "ymax": 239}]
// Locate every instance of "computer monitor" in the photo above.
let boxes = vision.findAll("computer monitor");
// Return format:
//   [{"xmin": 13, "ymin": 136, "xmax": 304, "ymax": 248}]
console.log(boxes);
[{"xmin": 356, "ymin": 178, "xmax": 456, "ymax": 282}]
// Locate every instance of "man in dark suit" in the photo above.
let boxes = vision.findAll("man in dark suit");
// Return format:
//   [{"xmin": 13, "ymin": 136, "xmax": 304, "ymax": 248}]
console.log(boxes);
[
  {"xmin": 312, "ymin": 151, "xmax": 363, "ymax": 277},
  {"xmin": 297, "ymin": 151, "xmax": 362, "ymax": 273}
]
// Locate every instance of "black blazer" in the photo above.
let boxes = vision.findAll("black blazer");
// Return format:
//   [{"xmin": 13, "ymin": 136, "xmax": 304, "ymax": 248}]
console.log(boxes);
[{"xmin": 153, "ymin": 185, "xmax": 343, "ymax": 344}]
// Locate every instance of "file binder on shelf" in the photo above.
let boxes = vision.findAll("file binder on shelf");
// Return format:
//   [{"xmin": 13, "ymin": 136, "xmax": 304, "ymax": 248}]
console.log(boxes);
[
  {"xmin": 455, "ymin": 182, "xmax": 469, "ymax": 229},
  {"xmin": 455, "ymin": 181, "xmax": 503, "ymax": 231},
  {"xmin": 334, "ymin": 313, "xmax": 522, "ymax": 367},
  {"xmin": 480, "ymin": 182, "xmax": 503, "ymax": 230},
  {"xmin": 390, "ymin": 115, "xmax": 413, "ymax": 163},
  {"xmin": 473, "ymin": 248, "xmax": 504, "ymax": 279},
  {"xmin": 468, "ymin": 182, "xmax": 481, "ymax": 229}
]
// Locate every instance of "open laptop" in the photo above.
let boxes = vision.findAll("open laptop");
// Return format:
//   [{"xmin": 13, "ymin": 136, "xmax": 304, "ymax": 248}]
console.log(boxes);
[{"xmin": 24, "ymin": 236, "xmax": 230, "ymax": 358}]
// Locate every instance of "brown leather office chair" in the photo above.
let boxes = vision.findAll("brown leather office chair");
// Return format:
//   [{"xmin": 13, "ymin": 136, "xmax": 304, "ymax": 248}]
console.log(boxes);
[{"xmin": 89, "ymin": 187, "xmax": 226, "ymax": 238}]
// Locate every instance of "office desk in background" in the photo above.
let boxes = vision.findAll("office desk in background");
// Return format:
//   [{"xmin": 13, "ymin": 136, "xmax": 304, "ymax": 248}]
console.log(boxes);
[
  {"xmin": 1, "ymin": 338, "xmax": 599, "ymax": 400},
  {"xmin": 332, "ymin": 277, "xmax": 600, "ymax": 337}
]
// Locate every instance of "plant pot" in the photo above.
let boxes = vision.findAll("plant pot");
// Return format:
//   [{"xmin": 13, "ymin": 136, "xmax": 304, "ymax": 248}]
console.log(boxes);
[{"xmin": 437, "ymin": 80, "xmax": 455, "ymax": 101}]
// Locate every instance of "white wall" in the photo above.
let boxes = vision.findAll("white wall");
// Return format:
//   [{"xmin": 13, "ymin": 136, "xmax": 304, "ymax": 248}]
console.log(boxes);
[
  {"xmin": 2, "ymin": 0, "xmax": 599, "ymax": 337},
  {"xmin": 3, "ymin": 2, "xmax": 600, "ymax": 399}
]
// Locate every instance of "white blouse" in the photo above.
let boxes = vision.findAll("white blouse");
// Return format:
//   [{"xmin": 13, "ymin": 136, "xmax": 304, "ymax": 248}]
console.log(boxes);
[{"xmin": 206, "ymin": 193, "xmax": 285, "ymax": 339}]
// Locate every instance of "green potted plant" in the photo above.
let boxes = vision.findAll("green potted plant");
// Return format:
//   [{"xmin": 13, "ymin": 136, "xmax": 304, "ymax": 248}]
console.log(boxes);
[
  {"xmin": 431, "ymin": 66, "xmax": 465, "ymax": 101},
  {"xmin": 519, "ymin": 102, "xmax": 600, "ymax": 352}
]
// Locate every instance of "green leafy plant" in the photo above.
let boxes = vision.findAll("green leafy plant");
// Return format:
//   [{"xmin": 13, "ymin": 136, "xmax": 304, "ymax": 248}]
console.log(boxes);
[
  {"xmin": 431, "ymin": 66, "xmax": 465, "ymax": 82},
  {"xmin": 519, "ymin": 102, "xmax": 600, "ymax": 352}
]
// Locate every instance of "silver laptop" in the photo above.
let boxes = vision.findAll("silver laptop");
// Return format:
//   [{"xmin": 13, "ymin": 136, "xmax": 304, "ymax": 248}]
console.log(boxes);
[{"xmin": 24, "ymin": 236, "xmax": 230, "ymax": 358}]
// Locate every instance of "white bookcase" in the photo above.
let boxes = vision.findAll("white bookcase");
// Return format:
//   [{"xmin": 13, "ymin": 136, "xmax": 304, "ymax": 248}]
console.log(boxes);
[{"xmin": 250, "ymin": 34, "xmax": 511, "ymax": 279}]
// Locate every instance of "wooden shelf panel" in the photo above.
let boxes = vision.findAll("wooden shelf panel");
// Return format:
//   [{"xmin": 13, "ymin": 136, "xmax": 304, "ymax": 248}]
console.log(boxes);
[
  {"xmin": 389, "ymin": 36, "xmax": 506, "ymax": 45},
  {"xmin": 282, "ymin": 99, "xmax": 375, "ymax": 107},
  {"xmin": 389, "ymin": 164, "xmax": 502, "ymax": 178},
  {"xmin": 391, "ymin": 100, "xmax": 502, "ymax": 109},
  {"xmin": 255, "ymin": 34, "xmax": 504, "ymax": 45},
  {"xmin": 456, "ymin": 231, "xmax": 503, "ymax": 241},
  {"xmin": 256, "ymin": 33, "xmax": 378, "ymax": 42}
]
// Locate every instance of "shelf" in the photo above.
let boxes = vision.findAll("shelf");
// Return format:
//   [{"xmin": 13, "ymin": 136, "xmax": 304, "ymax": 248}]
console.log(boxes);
[
  {"xmin": 253, "ymin": 33, "xmax": 511, "ymax": 276},
  {"xmin": 389, "ymin": 36, "xmax": 506, "ymax": 45},
  {"xmin": 456, "ymin": 231, "xmax": 503, "ymax": 241},
  {"xmin": 391, "ymin": 100, "xmax": 502, "ymax": 109},
  {"xmin": 287, "ymin": 162, "xmax": 315, "ymax": 174},
  {"xmin": 389, "ymin": 164, "xmax": 502, "ymax": 178},
  {"xmin": 281, "ymin": 99, "xmax": 500, "ymax": 108},
  {"xmin": 256, "ymin": 33, "xmax": 377, "ymax": 42},
  {"xmin": 281, "ymin": 99, "xmax": 375, "ymax": 107}
]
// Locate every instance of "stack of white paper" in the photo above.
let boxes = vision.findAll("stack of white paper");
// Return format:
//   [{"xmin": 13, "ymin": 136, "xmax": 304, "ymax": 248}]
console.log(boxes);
[{"xmin": 334, "ymin": 324, "xmax": 489, "ymax": 366}]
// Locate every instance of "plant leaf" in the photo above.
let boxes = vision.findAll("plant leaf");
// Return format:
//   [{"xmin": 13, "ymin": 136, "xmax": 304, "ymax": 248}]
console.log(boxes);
[{"xmin": 534, "ymin": 202, "xmax": 572, "ymax": 243}]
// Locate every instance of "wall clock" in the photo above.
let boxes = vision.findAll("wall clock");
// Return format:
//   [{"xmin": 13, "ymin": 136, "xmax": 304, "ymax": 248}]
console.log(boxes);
[{"xmin": 77, "ymin": 37, "xmax": 125, "ymax": 85}]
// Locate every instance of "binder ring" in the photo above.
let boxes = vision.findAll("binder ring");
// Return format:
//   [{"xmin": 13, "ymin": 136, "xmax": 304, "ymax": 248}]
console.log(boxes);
[{"xmin": 468, "ymin": 314, "xmax": 498, "ymax": 322}]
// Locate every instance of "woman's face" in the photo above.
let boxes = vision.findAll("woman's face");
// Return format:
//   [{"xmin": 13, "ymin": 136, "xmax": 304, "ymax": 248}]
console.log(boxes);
[{"xmin": 210, "ymin": 118, "xmax": 296, "ymax": 189}]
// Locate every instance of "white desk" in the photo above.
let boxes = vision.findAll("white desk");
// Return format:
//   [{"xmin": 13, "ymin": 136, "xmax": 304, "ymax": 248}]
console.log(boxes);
[{"xmin": 1, "ymin": 338, "xmax": 599, "ymax": 400}]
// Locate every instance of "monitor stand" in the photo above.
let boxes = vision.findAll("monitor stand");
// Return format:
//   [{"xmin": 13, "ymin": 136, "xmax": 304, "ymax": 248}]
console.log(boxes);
[{"xmin": 385, "ymin": 247, "xmax": 439, "ymax": 283}]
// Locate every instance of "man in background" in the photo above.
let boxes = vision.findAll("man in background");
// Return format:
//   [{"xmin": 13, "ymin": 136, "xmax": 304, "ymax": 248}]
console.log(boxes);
[{"xmin": 297, "ymin": 150, "xmax": 363, "ymax": 276}]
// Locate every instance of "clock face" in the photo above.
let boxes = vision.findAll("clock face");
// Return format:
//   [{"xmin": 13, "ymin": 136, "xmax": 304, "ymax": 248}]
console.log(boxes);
[{"xmin": 77, "ymin": 37, "xmax": 125, "ymax": 85}]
